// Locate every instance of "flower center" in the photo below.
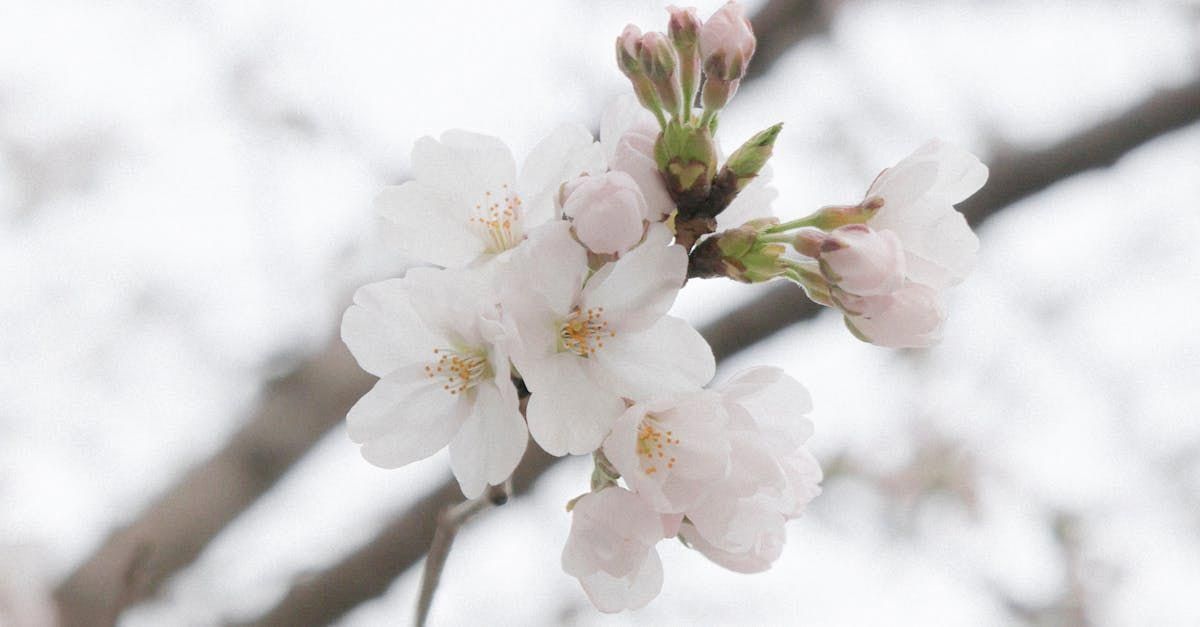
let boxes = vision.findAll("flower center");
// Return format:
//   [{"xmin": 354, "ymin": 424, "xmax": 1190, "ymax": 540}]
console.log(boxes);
[
  {"xmin": 424, "ymin": 348, "xmax": 490, "ymax": 396},
  {"xmin": 470, "ymin": 184, "xmax": 523, "ymax": 253},
  {"xmin": 558, "ymin": 307, "xmax": 615, "ymax": 357},
  {"xmin": 636, "ymin": 417, "xmax": 680, "ymax": 476}
]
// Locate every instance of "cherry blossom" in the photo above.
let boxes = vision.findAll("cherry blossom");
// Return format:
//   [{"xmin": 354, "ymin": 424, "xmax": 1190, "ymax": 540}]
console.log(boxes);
[
  {"xmin": 865, "ymin": 139, "xmax": 989, "ymax": 289},
  {"xmin": 376, "ymin": 126, "xmax": 603, "ymax": 268},
  {"xmin": 500, "ymin": 222, "xmax": 715, "ymax": 455},
  {"xmin": 602, "ymin": 392, "xmax": 732, "ymax": 514},
  {"xmin": 797, "ymin": 223, "xmax": 907, "ymax": 297},
  {"xmin": 562, "ymin": 487, "xmax": 667, "ymax": 613},
  {"xmin": 839, "ymin": 282, "xmax": 947, "ymax": 348},
  {"xmin": 340, "ymin": 267, "xmax": 527, "ymax": 498}
]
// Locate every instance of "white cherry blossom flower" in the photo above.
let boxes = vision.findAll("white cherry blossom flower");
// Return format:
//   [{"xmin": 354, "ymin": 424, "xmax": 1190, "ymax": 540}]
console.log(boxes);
[
  {"xmin": 501, "ymin": 221, "xmax": 715, "ymax": 456},
  {"xmin": 679, "ymin": 367, "xmax": 823, "ymax": 571},
  {"xmin": 602, "ymin": 392, "xmax": 732, "ymax": 514},
  {"xmin": 865, "ymin": 139, "xmax": 988, "ymax": 290},
  {"xmin": 798, "ymin": 223, "xmax": 907, "ymax": 297},
  {"xmin": 340, "ymin": 267, "xmax": 526, "ymax": 499},
  {"xmin": 377, "ymin": 125, "xmax": 604, "ymax": 268},
  {"xmin": 561, "ymin": 487, "xmax": 666, "ymax": 612}
]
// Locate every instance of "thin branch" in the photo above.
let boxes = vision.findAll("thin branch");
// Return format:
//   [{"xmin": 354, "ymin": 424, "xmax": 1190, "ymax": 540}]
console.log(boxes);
[
  {"xmin": 415, "ymin": 480, "xmax": 511, "ymax": 627},
  {"xmin": 245, "ymin": 75, "xmax": 1200, "ymax": 627}
]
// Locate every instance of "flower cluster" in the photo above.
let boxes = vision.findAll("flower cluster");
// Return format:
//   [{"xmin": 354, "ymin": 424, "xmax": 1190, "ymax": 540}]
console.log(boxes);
[{"xmin": 340, "ymin": 0, "xmax": 987, "ymax": 614}]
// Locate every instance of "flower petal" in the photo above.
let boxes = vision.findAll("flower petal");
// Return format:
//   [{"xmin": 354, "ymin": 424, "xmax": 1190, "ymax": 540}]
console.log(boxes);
[
  {"xmin": 375, "ymin": 182, "xmax": 486, "ymax": 268},
  {"xmin": 523, "ymin": 352, "xmax": 625, "ymax": 456},
  {"xmin": 518, "ymin": 123, "xmax": 605, "ymax": 227},
  {"xmin": 348, "ymin": 365, "xmax": 469, "ymax": 467},
  {"xmin": 578, "ymin": 551, "xmax": 663, "ymax": 613},
  {"xmin": 413, "ymin": 130, "xmax": 516, "ymax": 206},
  {"xmin": 449, "ymin": 381, "xmax": 528, "ymax": 499},
  {"xmin": 592, "ymin": 315, "xmax": 715, "ymax": 400},
  {"xmin": 581, "ymin": 224, "xmax": 685, "ymax": 333},
  {"xmin": 341, "ymin": 278, "xmax": 444, "ymax": 377}
]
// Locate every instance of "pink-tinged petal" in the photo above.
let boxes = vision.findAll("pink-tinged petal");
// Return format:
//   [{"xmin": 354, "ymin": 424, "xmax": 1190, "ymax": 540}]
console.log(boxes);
[
  {"xmin": 581, "ymin": 224, "xmax": 686, "ymax": 333},
  {"xmin": 592, "ymin": 315, "xmax": 714, "ymax": 400},
  {"xmin": 449, "ymin": 381, "xmax": 528, "ymax": 499},
  {"xmin": 523, "ymin": 353, "xmax": 625, "ymax": 456},
  {"xmin": 348, "ymin": 365, "xmax": 469, "ymax": 467},
  {"xmin": 375, "ymin": 182, "xmax": 487, "ymax": 268},
  {"xmin": 563, "ymin": 171, "xmax": 648, "ymax": 255},
  {"xmin": 679, "ymin": 519, "xmax": 784, "ymax": 574},
  {"xmin": 844, "ymin": 282, "xmax": 945, "ymax": 348},
  {"xmin": 518, "ymin": 123, "xmax": 605, "ymax": 228},
  {"xmin": 599, "ymin": 95, "xmax": 657, "ymax": 163},
  {"xmin": 502, "ymin": 221, "xmax": 588, "ymax": 317},
  {"xmin": 613, "ymin": 132, "xmax": 675, "ymax": 221},
  {"xmin": 818, "ymin": 225, "xmax": 907, "ymax": 296}
]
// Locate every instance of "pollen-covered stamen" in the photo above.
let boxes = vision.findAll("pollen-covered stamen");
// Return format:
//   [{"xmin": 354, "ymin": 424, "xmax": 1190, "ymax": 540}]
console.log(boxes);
[
  {"xmin": 558, "ymin": 307, "xmax": 615, "ymax": 357},
  {"xmin": 636, "ymin": 417, "xmax": 681, "ymax": 476},
  {"xmin": 423, "ymin": 348, "xmax": 490, "ymax": 396},
  {"xmin": 469, "ymin": 183, "xmax": 523, "ymax": 253}
]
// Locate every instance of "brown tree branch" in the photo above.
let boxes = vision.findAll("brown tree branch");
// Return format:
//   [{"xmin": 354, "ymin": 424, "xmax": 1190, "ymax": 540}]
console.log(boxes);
[{"xmin": 245, "ymin": 74, "xmax": 1200, "ymax": 627}]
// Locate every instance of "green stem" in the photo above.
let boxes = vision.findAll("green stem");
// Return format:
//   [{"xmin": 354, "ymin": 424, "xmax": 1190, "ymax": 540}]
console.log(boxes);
[{"xmin": 764, "ymin": 214, "xmax": 825, "ymax": 233}]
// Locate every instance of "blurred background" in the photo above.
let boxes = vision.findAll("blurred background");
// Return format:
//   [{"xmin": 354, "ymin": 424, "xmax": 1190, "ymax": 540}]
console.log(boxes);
[{"xmin": 2, "ymin": 0, "xmax": 1199, "ymax": 625}]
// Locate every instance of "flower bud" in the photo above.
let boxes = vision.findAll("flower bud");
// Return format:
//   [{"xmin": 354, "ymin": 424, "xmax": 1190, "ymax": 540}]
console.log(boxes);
[
  {"xmin": 713, "ymin": 222, "xmax": 786, "ymax": 283},
  {"xmin": 654, "ymin": 122, "xmax": 718, "ymax": 208},
  {"xmin": 561, "ymin": 171, "xmax": 649, "ymax": 255},
  {"xmin": 721, "ymin": 123, "xmax": 781, "ymax": 191},
  {"xmin": 809, "ymin": 225, "xmax": 906, "ymax": 297},
  {"xmin": 667, "ymin": 6, "xmax": 703, "ymax": 115},
  {"xmin": 638, "ymin": 32, "xmax": 684, "ymax": 118},
  {"xmin": 699, "ymin": 1, "xmax": 755, "ymax": 82},
  {"xmin": 840, "ymin": 283, "xmax": 945, "ymax": 348},
  {"xmin": 616, "ymin": 25, "xmax": 665, "ymax": 122}
]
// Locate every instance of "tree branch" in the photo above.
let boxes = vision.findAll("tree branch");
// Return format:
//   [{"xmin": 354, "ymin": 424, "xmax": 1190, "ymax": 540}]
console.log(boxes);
[{"xmin": 245, "ymin": 74, "xmax": 1200, "ymax": 627}]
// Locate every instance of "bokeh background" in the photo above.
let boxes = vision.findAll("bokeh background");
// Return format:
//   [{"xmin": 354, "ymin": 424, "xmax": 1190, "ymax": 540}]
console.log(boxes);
[{"xmin": 3, "ymin": 0, "xmax": 1199, "ymax": 625}]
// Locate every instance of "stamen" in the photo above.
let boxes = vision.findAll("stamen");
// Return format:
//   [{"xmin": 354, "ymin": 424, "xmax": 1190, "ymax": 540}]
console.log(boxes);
[
  {"xmin": 636, "ymin": 416, "xmax": 682, "ymax": 476},
  {"xmin": 423, "ymin": 348, "xmax": 490, "ymax": 396},
  {"xmin": 469, "ymin": 184, "xmax": 523, "ymax": 253},
  {"xmin": 558, "ymin": 307, "xmax": 616, "ymax": 357}
]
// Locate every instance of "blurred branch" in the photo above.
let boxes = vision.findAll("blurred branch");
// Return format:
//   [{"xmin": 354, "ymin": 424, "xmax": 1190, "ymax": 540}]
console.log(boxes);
[
  {"xmin": 245, "ymin": 74, "xmax": 1200, "ymax": 627},
  {"xmin": 747, "ymin": 0, "xmax": 836, "ymax": 81},
  {"xmin": 52, "ymin": 339, "xmax": 374, "ymax": 627}
]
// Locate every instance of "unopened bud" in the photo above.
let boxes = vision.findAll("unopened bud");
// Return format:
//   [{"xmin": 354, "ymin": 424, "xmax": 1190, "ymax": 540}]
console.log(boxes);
[
  {"xmin": 638, "ymin": 32, "xmax": 683, "ymax": 118},
  {"xmin": 798, "ymin": 225, "xmax": 906, "ymax": 297},
  {"xmin": 712, "ymin": 221, "xmax": 787, "ymax": 283},
  {"xmin": 700, "ymin": 1, "xmax": 756, "ymax": 82},
  {"xmin": 667, "ymin": 6, "xmax": 702, "ymax": 113},
  {"xmin": 616, "ymin": 25, "xmax": 644, "ymax": 78},
  {"xmin": 722, "ymin": 123, "xmax": 781, "ymax": 190},
  {"xmin": 655, "ymin": 122, "xmax": 718, "ymax": 207}
]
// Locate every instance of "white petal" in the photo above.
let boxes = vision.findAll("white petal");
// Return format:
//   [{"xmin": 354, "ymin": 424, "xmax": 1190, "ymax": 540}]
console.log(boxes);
[
  {"xmin": 341, "ymin": 278, "xmax": 443, "ymax": 377},
  {"xmin": 413, "ymin": 130, "xmax": 516, "ymax": 205},
  {"xmin": 348, "ymin": 365, "xmax": 469, "ymax": 467},
  {"xmin": 599, "ymin": 95, "xmax": 657, "ymax": 163},
  {"xmin": 518, "ymin": 124, "xmax": 605, "ymax": 228},
  {"xmin": 502, "ymin": 221, "xmax": 588, "ymax": 316},
  {"xmin": 523, "ymin": 353, "xmax": 625, "ymax": 455},
  {"xmin": 592, "ymin": 316, "xmax": 715, "ymax": 400},
  {"xmin": 912, "ymin": 139, "xmax": 989, "ymax": 203},
  {"xmin": 581, "ymin": 224, "xmax": 685, "ymax": 332},
  {"xmin": 579, "ymin": 551, "xmax": 663, "ymax": 613},
  {"xmin": 375, "ymin": 183, "xmax": 486, "ymax": 268},
  {"xmin": 449, "ymin": 381, "xmax": 528, "ymax": 499},
  {"xmin": 718, "ymin": 367, "xmax": 814, "ymax": 448}
]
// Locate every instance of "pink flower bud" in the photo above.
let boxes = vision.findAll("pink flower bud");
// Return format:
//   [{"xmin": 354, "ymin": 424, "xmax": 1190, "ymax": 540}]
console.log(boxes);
[
  {"xmin": 561, "ymin": 171, "xmax": 649, "ymax": 255},
  {"xmin": 616, "ymin": 25, "xmax": 644, "ymax": 78},
  {"xmin": 668, "ymin": 6, "xmax": 703, "ymax": 110},
  {"xmin": 840, "ymin": 283, "xmax": 945, "ymax": 348},
  {"xmin": 638, "ymin": 32, "xmax": 683, "ymax": 117},
  {"xmin": 814, "ymin": 225, "xmax": 906, "ymax": 297},
  {"xmin": 699, "ymin": 1, "xmax": 755, "ymax": 82}
]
